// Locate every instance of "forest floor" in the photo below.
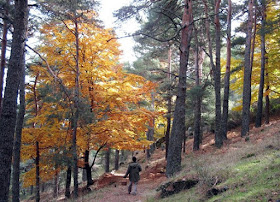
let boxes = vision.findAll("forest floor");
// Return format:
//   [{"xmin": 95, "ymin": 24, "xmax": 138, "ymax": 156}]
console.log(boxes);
[{"xmin": 32, "ymin": 115, "xmax": 280, "ymax": 202}]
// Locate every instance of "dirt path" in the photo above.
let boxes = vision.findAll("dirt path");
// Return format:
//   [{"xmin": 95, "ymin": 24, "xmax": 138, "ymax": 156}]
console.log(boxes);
[{"xmin": 82, "ymin": 176, "xmax": 166, "ymax": 202}]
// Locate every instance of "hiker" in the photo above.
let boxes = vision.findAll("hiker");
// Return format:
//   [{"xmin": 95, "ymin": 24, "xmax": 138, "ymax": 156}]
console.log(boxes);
[{"xmin": 123, "ymin": 156, "xmax": 142, "ymax": 195}]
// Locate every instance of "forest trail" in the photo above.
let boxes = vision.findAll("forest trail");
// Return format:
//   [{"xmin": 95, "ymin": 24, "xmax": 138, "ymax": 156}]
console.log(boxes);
[
  {"xmin": 37, "ymin": 115, "xmax": 280, "ymax": 202},
  {"xmin": 80, "ymin": 149, "xmax": 168, "ymax": 202}
]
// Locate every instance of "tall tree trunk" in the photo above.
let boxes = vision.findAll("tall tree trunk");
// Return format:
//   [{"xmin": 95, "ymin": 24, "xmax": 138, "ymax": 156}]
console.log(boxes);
[
  {"xmin": 31, "ymin": 74, "xmax": 40, "ymax": 202},
  {"xmin": 241, "ymin": 0, "xmax": 254, "ymax": 137},
  {"xmin": 35, "ymin": 141, "xmax": 40, "ymax": 202},
  {"xmin": 84, "ymin": 150, "xmax": 94, "ymax": 187},
  {"xmin": 12, "ymin": 53, "xmax": 26, "ymax": 202},
  {"xmin": 0, "ymin": 0, "xmax": 10, "ymax": 115},
  {"xmin": 165, "ymin": 45, "xmax": 172, "ymax": 159},
  {"xmin": 72, "ymin": 13, "xmax": 80, "ymax": 199},
  {"xmin": 193, "ymin": 29, "xmax": 201, "ymax": 151},
  {"xmin": 114, "ymin": 149, "xmax": 119, "ymax": 171},
  {"xmin": 0, "ymin": 0, "xmax": 28, "ymax": 200},
  {"xmin": 203, "ymin": 0, "xmax": 215, "ymax": 138},
  {"xmin": 255, "ymin": 0, "xmax": 266, "ymax": 128},
  {"xmin": 221, "ymin": 0, "xmax": 232, "ymax": 140},
  {"xmin": 105, "ymin": 147, "xmax": 111, "ymax": 172},
  {"xmin": 65, "ymin": 166, "xmax": 71, "ymax": 198},
  {"xmin": 214, "ymin": 0, "xmax": 223, "ymax": 148},
  {"xmin": 166, "ymin": 0, "xmax": 193, "ymax": 177}
]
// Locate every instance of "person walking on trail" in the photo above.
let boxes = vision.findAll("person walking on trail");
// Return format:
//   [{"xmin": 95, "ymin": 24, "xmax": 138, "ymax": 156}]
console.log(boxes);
[{"xmin": 123, "ymin": 156, "xmax": 142, "ymax": 195}]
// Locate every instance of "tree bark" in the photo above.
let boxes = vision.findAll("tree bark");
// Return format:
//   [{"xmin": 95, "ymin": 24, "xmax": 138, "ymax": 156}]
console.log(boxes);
[
  {"xmin": 35, "ymin": 141, "xmax": 40, "ymax": 202},
  {"xmin": 265, "ymin": 71, "xmax": 270, "ymax": 124},
  {"xmin": 193, "ymin": 29, "xmax": 201, "ymax": 151},
  {"xmin": 72, "ymin": 11, "xmax": 80, "ymax": 199},
  {"xmin": 105, "ymin": 147, "xmax": 111, "ymax": 172},
  {"xmin": 114, "ymin": 150, "xmax": 119, "ymax": 171},
  {"xmin": 12, "ymin": 53, "xmax": 26, "ymax": 202},
  {"xmin": 165, "ymin": 45, "xmax": 172, "ymax": 159},
  {"xmin": 166, "ymin": 0, "xmax": 193, "ymax": 177},
  {"xmin": 241, "ymin": 0, "xmax": 254, "ymax": 137},
  {"xmin": 221, "ymin": 0, "xmax": 232, "ymax": 140},
  {"xmin": 255, "ymin": 0, "xmax": 266, "ymax": 128},
  {"xmin": 65, "ymin": 166, "xmax": 71, "ymax": 198},
  {"xmin": 214, "ymin": 0, "xmax": 223, "ymax": 148},
  {"xmin": 53, "ymin": 167, "xmax": 59, "ymax": 198},
  {"xmin": 165, "ymin": 110, "xmax": 171, "ymax": 159},
  {"xmin": 0, "ymin": 0, "xmax": 10, "ymax": 115},
  {"xmin": 0, "ymin": 0, "xmax": 28, "ymax": 200},
  {"xmin": 84, "ymin": 150, "xmax": 94, "ymax": 187},
  {"xmin": 31, "ymin": 74, "xmax": 40, "ymax": 202},
  {"xmin": 30, "ymin": 185, "xmax": 33, "ymax": 195}
]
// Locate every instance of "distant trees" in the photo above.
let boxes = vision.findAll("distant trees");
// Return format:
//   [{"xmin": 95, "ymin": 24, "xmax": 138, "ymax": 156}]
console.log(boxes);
[{"xmin": 115, "ymin": 0, "xmax": 280, "ymax": 177}]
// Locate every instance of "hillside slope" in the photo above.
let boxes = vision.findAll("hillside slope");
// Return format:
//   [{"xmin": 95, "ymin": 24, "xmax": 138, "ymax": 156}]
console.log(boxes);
[
  {"xmin": 85, "ymin": 118, "xmax": 280, "ymax": 202},
  {"xmin": 35, "ymin": 118, "xmax": 280, "ymax": 202}
]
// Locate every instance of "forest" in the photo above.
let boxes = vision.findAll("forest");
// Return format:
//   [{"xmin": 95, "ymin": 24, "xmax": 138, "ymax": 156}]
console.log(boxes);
[{"xmin": 0, "ymin": 0, "xmax": 279, "ymax": 201}]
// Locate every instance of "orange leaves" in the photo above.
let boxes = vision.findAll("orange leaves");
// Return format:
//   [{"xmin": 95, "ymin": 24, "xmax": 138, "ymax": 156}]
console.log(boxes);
[{"xmin": 21, "ymin": 12, "xmax": 159, "ymax": 187}]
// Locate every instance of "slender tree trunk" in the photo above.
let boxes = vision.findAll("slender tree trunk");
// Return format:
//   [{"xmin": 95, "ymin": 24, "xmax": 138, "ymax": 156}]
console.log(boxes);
[
  {"xmin": 53, "ymin": 168, "xmax": 59, "ymax": 198},
  {"xmin": 84, "ymin": 150, "xmax": 93, "ymax": 187},
  {"xmin": 214, "ymin": 0, "xmax": 223, "ymax": 148},
  {"xmin": 35, "ymin": 141, "xmax": 40, "ymax": 202},
  {"xmin": 255, "ymin": 0, "xmax": 266, "ymax": 128},
  {"xmin": 165, "ymin": 110, "xmax": 171, "ymax": 159},
  {"xmin": 0, "ymin": 0, "xmax": 10, "ymax": 115},
  {"xmin": 114, "ymin": 150, "xmax": 119, "ymax": 171},
  {"xmin": 31, "ymin": 74, "xmax": 40, "ymax": 202},
  {"xmin": 165, "ymin": 45, "xmax": 172, "ymax": 159},
  {"xmin": 221, "ymin": 0, "xmax": 232, "ymax": 140},
  {"xmin": 166, "ymin": 0, "xmax": 193, "ymax": 177},
  {"xmin": 65, "ymin": 166, "xmax": 71, "ymax": 198},
  {"xmin": 105, "ymin": 147, "xmax": 111, "ymax": 172},
  {"xmin": 30, "ymin": 185, "xmax": 33, "ymax": 195},
  {"xmin": 193, "ymin": 30, "xmax": 201, "ymax": 151},
  {"xmin": 72, "ymin": 13, "xmax": 80, "ymax": 199},
  {"xmin": 203, "ymin": 0, "xmax": 218, "ymax": 140},
  {"xmin": 183, "ymin": 130, "xmax": 187, "ymax": 153},
  {"xmin": 241, "ymin": 0, "xmax": 254, "ymax": 137},
  {"xmin": 12, "ymin": 53, "xmax": 26, "ymax": 202},
  {"xmin": 0, "ymin": 0, "xmax": 28, "ymax": 200}
]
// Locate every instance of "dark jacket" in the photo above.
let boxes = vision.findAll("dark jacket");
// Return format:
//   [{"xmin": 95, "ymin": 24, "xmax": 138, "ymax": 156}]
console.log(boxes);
[{"xmin": 124, "ymin": 162, "xmax": 142, "ymax": 182}]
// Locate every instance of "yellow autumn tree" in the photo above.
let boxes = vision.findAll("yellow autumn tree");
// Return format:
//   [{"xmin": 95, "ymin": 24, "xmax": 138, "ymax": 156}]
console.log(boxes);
[{"xmin": 21, "ymin": 12, "xmax": 158, "ymax": 187}]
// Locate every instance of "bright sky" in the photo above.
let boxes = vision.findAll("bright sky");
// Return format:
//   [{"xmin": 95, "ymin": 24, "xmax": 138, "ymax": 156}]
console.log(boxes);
[
  {"xmin": 99, "ymin": 0, "xmax": 138, "ymax": 63},
  {"xmin": 99, "ymin": 0, "xmax": 244, "ymax": 63}
]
